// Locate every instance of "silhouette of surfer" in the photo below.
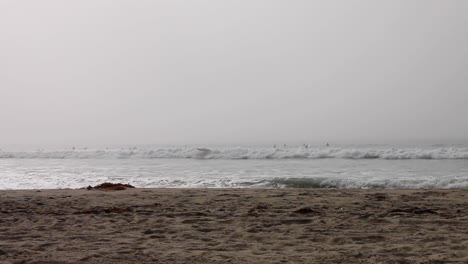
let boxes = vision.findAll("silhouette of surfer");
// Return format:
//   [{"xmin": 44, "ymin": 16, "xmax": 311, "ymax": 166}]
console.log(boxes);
[{"xmin": 326, "ymin": 142, "xmax": 329, "ymax": 147}]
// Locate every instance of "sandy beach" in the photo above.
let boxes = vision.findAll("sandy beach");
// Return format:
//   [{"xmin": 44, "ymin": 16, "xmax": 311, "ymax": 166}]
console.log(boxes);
[{"xmin": 0, "ymin": 188, "xmax": 466, "ymax": 264}]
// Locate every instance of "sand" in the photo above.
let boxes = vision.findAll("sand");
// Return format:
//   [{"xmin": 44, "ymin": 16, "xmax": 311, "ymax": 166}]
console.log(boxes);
[{"xmin": 0, "ymin": 188, "xmax": 466, "ymax": 264}]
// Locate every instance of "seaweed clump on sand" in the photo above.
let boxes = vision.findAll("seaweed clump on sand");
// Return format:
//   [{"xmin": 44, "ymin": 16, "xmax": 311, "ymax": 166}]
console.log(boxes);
[{"xmin": 85, "ymin": 182, "xmax": 135, "ymax": 191}]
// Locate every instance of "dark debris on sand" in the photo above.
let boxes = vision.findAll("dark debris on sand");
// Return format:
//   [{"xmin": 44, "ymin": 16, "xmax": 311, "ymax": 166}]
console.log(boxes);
[
  {"xmin": 85, "ymin": 182, "xmax": 135, "ymax": 191},
  {"xmin": 294, "ymin": 207, "xmax": 323, "ymax": 215},
  {"xmin": 75, "ymin": 207, "xmax": 132, "ymax": 214}
]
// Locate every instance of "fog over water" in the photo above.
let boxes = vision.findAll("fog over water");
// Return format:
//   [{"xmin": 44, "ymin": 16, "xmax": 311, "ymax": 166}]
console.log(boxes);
[{"xmin": 1, "ymin": 1, "xmax": 468, "ymax": 146}]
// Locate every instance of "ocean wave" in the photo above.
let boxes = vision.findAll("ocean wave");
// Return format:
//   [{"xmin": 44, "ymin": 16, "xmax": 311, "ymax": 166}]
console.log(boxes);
[
  {"xmin": 266, "ymin": 177, "xmax": 468, "ymax": 189},
  {"xmin": 0, "ymin": 146, "xmax": 467, "ymax": 160}
]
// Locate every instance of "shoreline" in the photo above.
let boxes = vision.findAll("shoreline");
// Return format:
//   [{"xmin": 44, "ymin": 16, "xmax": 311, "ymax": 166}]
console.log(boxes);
[
  {"xmin": 1, "ymin": 188, "xmax": 467, "ymax": 263},
  {"xmin": 2, "ymin": 186, "xmax": 468, "ymax": 191}
]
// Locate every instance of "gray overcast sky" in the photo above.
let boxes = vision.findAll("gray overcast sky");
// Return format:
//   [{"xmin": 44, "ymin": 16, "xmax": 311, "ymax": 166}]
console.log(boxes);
[{"xmin": 1, "ymin": 0, "xmax": 467, "ymax": 145}]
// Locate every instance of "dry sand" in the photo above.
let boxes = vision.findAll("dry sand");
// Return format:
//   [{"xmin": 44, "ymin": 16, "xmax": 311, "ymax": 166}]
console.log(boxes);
[{"xmin": 0, "ymin": 188, "xmax": 466, "ymax": 264}]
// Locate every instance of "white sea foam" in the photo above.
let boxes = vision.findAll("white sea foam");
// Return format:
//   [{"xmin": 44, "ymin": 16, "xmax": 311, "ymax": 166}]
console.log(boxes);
[
  {"xmin": 1, "ymin": 145, "xmax": 467, "ymax": 190},
  {"xmin": 267, "ymin": 177, "xmax": 468, "ymax": 189},
  {"xmin": 0, "ymin": 146, "xmax": 467, "ymax": 160}
]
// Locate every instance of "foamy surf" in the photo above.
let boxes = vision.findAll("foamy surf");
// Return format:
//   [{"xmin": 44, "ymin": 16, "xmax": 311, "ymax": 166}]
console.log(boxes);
[
  {"xmin": 0, "ymin": 146, "xmax": 467, "ymax": 160},
  {"xmin": 0, "ymin": 148, "xmax": 467, "ymax": 190}
]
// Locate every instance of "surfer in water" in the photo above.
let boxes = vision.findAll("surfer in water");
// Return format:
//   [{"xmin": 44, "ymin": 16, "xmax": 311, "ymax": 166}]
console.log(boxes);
[{"xmin": 326, "ymin": 142, "xmax": 329, "ymax": 147}]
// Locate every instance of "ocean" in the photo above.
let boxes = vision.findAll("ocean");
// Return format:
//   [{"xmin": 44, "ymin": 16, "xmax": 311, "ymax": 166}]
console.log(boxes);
[{"xmin": 1, "ymin": 144, "xmax": 467, "ymax": 190}]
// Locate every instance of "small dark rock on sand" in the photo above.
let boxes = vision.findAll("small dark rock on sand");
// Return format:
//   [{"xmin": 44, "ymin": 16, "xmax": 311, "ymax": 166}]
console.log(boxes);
[{"xmin": 85, "ymin": 182, "xmax": 135, "ymax": 191}]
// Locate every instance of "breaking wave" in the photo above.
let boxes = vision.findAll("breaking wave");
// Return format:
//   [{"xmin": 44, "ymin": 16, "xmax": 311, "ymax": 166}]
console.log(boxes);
[
  {"xmin": 1, "ymin": 146, "xmax": 467, "ymax": 160},
  {"xmin": 266, "ymin": 177, "xmax": 468, "ymax": 189}
]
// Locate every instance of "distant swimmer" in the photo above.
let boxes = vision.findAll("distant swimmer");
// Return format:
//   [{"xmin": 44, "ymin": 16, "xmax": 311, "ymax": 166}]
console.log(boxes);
[
  {"xmin": 273, "ymin": 144, "xmax": 276, "ymax": 149},
  {"xmin": 303, "ymin": 144, "xmax": 309, "ymax": 149},
  {"xmin": 326, "ymin": 142, "xmax": 329, "ymax": 147},
  {"xmin": 72, "ymin": 146, "xmax": 75, "ymax": 150}
]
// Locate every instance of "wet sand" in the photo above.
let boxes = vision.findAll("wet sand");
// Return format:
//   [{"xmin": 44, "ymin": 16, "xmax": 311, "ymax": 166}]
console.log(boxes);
[{"xmin": 0, "ymin": 188, "xmax": 467, "ymax": 263}]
